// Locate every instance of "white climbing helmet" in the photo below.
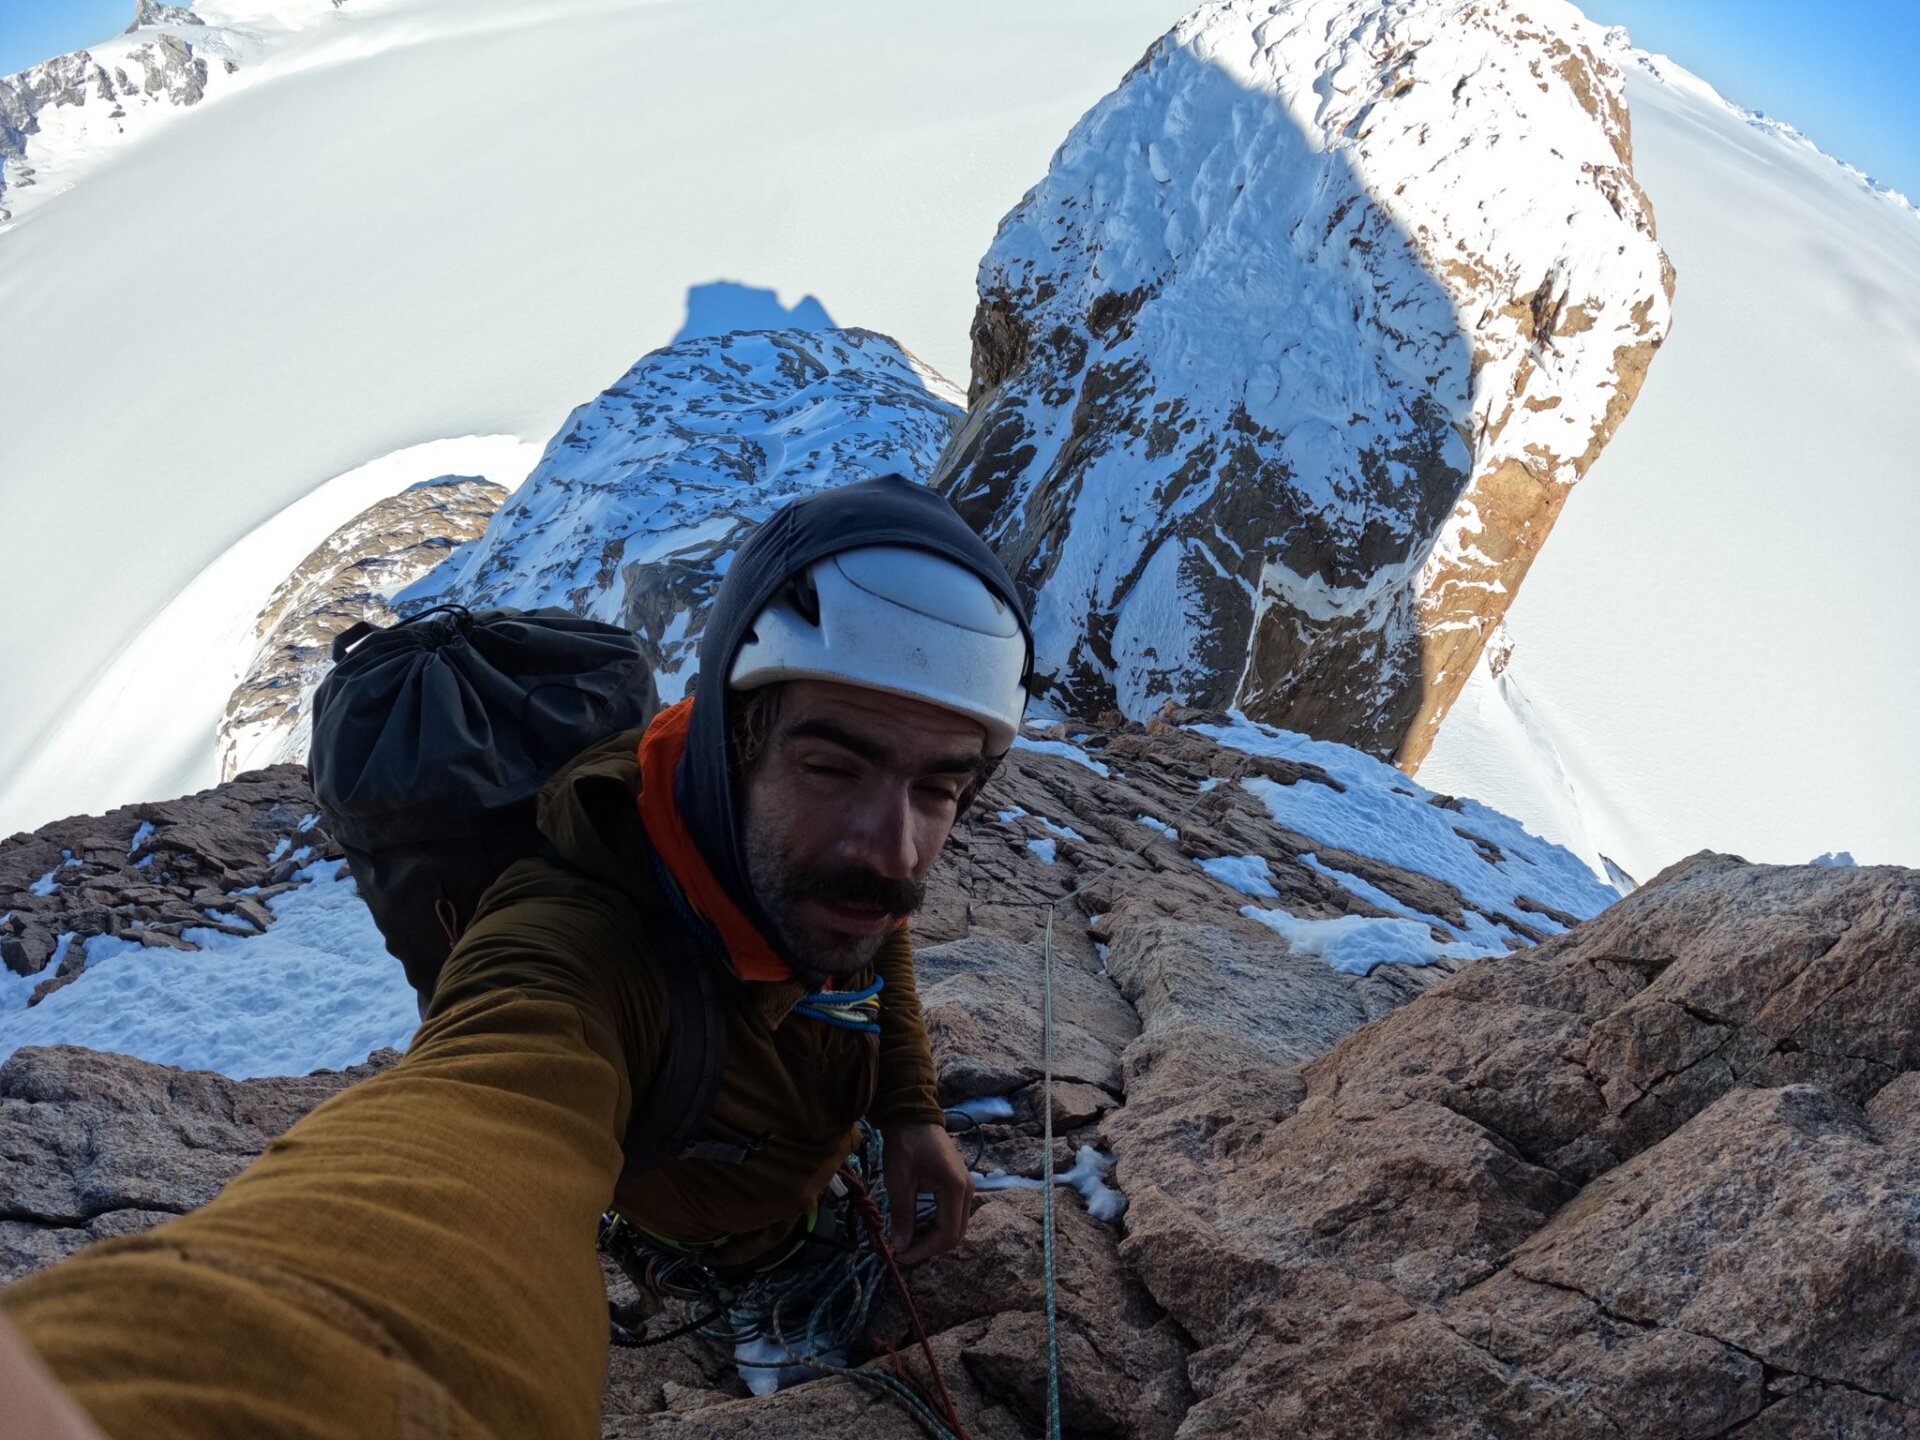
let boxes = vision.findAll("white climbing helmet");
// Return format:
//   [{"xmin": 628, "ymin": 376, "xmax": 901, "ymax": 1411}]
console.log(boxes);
[{"xmin": 729, "ymin": 545, "xmax": 1030, "ymax": 755}]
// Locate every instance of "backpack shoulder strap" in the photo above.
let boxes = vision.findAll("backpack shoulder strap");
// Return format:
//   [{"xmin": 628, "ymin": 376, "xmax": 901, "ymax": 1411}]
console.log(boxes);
[
  {"xmin": 616, "ymin": 910, "xmax": 734, "ymax": 1183},
  {"xmin": 531, "ymin": 836, "xmax": 749, "ymax": 1183}
]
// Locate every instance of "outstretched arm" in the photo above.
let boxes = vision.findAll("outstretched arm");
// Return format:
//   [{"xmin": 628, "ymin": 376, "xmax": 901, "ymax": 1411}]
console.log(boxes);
[{"xmin": 0, "ymin": 868, "xmax": 658, "ymax": 1440}]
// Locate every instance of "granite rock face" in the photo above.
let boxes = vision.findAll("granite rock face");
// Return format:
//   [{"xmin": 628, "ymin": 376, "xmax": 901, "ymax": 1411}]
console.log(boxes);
[
  {"xmin": 3, "ymin": 730, "xmax": 1910, "ymax": 1437},
  {"xmin": 1110, "ymin": 853, "xmax": 1920, "ymax": 1437},
  {"xmin": 935, "ymin": 0, "xmax": 1673, "ymax": 767},
  {"xmin": 216, "ymin": 475, "xmax": 507, "ymax": 780},
  {"xmin": 0, "ymin": 1047, "xmax": 390, "ymax": 1285}
]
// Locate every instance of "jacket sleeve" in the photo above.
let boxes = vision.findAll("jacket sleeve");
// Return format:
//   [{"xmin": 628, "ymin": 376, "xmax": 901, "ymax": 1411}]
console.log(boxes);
[
  {"xmin": 0, "ymin": 867, "xmax": 663, "ymax": 1440},
  {"xmin": 867, "ymin": 928, "xmax": 945, "ymax": 1128}
]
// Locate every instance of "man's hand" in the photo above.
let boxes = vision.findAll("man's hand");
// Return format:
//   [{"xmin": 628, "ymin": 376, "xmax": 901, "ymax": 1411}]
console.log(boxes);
[{"xmin": 881, "ymin": 1121, "xmax": 975, "ymax": 1264}]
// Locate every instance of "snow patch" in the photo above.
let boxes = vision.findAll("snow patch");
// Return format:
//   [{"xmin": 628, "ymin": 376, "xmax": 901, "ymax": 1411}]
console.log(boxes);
[
  {"xmin": 0, "ymin": 860, "xmax": 415, "ymax": 1078},
  {"xmin": 1011, "ymin": 737, "xmax": 1110, "ymax": 777},
  {"xmin": 975, "ymin": 1145, "xmax": 1127, "ymax": 1223},
  {"xmin": 1240, "ymin": 907, "xmax": 1469, "ymax": 977},
  {"xmin": 1198, "ymin": 713, "xmax": 1614, "ymax": 927},
  {"xmin": 1196, "ymin": 854, "xmax": 1278, "ymax": 900},
  {"xmin": 948, "ymin": 1095, "xmax": 1016, "ymax": 1123}
]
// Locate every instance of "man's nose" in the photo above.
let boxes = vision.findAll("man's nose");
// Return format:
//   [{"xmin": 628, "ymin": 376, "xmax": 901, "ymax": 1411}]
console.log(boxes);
[{"xmin": 841, "ymin": 782, "xmax": 919, "ymax": 880}]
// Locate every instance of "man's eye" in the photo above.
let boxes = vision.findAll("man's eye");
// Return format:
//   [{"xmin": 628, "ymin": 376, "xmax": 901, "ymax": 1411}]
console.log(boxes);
[{"xmin": 803, "ymin": 762, "xmax": 855, "ymax": 778}]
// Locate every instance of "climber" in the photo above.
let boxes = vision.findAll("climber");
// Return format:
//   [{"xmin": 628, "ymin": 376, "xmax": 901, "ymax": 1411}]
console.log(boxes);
[{"xmin": 0, "ymin": 475, "xmax": 1034, "ymax": 1440}]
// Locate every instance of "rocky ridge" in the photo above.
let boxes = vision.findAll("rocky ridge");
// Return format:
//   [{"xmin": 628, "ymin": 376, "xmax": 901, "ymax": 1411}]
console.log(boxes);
[
  {"xmin": 216, "ymin": 474, "xmax": 507, "ymax": 781},
  {"xmin": 12, "ymin": 715, "xmax": 1906, "ymax": 1435},
  {"xmin": 0, "ymin": 767, "xmax": 339, "ymax": 1008},
  {"xmin": 935, "ymin": 0, "xmax": 1674, "ymax": 767},
  {"xmin": 0, "ymin": 0, "xmax": 349, "ymax": 224},
  {"xmin": 396, "ymin": 328, "xmax": 965, "ymax": 703}
]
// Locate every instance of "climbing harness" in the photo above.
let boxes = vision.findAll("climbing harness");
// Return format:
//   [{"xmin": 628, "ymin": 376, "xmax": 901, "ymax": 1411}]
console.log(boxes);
[
  {"xmin": 601, "ymin": 744, "xmax": 1245, "ymax": 1440},
  {"xmin": 600, "ymin": 1125, "xmax": 976, "ymax": 1440}
]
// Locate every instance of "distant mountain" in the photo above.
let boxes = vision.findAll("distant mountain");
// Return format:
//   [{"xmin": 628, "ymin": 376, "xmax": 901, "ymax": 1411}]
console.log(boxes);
[{"xmin": 0, "ymin": 0, "xmax": 347, "ymax": 222}]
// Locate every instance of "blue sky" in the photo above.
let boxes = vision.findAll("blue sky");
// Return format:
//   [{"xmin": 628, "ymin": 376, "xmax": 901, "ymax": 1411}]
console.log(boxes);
[
  {"xmin": 1583, "ymin": 0, "xmax": 1920, "ymax": 199},
  {"xmin": 3, "ymin": 1, "xmax": 1918, "ymax": 201}
]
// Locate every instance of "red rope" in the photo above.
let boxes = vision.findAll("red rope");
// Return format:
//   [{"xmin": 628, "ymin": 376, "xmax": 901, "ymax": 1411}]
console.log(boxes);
[{"xmin": 839, "ymin": 1167, "xmax": 975, "ymax": 1440}]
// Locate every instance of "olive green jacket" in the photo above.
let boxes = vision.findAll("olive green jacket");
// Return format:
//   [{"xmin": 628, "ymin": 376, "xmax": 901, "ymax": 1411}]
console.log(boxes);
[{"xmin": 0, "ymin": 729, "xmax": 943, "ymax": 1438}]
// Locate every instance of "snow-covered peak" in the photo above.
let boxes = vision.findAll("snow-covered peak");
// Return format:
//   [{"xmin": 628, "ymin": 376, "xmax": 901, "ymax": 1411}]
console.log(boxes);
[
  {"xmin": 938, "ymin": 0, "xmax": 1672, "ymax": 765},
  {"xmin": 399, "ymin": 328, "xmax": 964, "ymax": 700},
  {"xmin": 0, "ymin": 0, "xmax": 350, "ymax": 223}
]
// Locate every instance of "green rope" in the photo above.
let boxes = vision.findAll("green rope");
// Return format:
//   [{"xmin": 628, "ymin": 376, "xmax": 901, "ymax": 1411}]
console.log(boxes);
[
  {"xmin": 1042, "ymin": 905, "xmax": 1063, "ymax": 1440},
  {"xmin": 1024, "ymin": 750, "xmax": 1251, "ymax": 1439}
]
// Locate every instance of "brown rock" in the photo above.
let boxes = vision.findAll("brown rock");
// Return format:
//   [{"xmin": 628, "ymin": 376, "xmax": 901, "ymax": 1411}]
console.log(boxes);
[
  {"xmin": 1107, "ymin": 856, "xmax": 1920, "ymax": 1436},
  {"xmin": 216, "ymin": 475, "xmax": 508, "ymax": 780},
  {"xmin": 0, "ymin": 1046, "xmax": 394, "ymax": 1286},
  {"xmin": 916, "ymin": 936, "xmax": 1138, "ymax": 1101}
]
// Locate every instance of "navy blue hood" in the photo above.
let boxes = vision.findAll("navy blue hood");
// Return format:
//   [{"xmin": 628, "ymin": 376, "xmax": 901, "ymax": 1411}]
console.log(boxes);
[{"xmin": 675, "ymin": 474, "xmax": 1032, "ymax": 968}]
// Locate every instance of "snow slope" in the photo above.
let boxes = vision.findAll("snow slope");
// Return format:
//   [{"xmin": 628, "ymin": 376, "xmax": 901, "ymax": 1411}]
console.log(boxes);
[
  {"xmin": 1420, "ymin": 39, "xmax": 1920, "ymax": 876},
  {"xmin": 0, "ymin": 858, "xmax": 417, "ymax": 1078},
  {"xmin": 0, "ymin": 436, "xmax": 538, "ymax": 838},
  {"xmin": 0, "ymin": 0, "xmax": 1190, "ymax": 835}
]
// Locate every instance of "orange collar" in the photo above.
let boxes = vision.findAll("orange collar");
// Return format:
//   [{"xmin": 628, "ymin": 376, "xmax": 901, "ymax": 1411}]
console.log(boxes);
[{"xmin": 636, "ymin": 698, "xmax": 793, "ymax": 984}]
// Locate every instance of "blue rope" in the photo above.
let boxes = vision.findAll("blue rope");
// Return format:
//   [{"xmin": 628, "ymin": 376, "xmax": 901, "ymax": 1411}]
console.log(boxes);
[{"xmin": 793, "ymin": 975, "xmax": 885, "ymax": 1033}]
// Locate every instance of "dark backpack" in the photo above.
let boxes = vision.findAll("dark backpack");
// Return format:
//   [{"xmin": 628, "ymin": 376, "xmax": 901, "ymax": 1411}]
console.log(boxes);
[{"xmin": 309, "ymin": 604, "xmax": 727, "ymax": 1181}]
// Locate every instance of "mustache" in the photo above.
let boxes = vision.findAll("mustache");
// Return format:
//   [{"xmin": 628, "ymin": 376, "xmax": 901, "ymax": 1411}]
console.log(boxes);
[{"xmin": 782, "ymin": 862, "xmax": 925, "ymax": 919}]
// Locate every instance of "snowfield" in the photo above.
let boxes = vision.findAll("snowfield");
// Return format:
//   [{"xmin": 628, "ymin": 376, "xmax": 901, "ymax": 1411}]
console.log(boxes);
[
  {"xmin": 1420, "ymin": 40, "xmax": 1920, "ymax": 878},
  {"xmin": 0, "ymin": 436, "xmax": 540, "ymax": 839},
  {"xmin": 0, "ymin": 0, "xmax": 1190, "ymax": 836},
  {"xmin": 0, "ymin": 859, "xmax": 416, "ymax": 1078}
]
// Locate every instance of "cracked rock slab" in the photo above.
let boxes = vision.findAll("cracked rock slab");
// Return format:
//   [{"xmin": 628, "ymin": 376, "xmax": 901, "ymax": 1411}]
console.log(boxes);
[
  {"xmin": 0, "ymin": 1045, "xmax": 393, "ymax": 1285},
  {"xmin": 1106, "ymin": 854, "xmax": 1920, "ymax": 1437}
]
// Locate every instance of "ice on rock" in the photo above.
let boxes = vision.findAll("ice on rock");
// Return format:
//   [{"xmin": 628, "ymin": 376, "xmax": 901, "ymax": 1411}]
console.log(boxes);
[{"xmin": 948, "ymin": 1095, "xmax": 1016, "ymax": 1123}]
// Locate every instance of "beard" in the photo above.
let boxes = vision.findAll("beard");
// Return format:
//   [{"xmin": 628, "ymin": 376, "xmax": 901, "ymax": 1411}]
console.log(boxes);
[{"xmin": 742, "ymin": 827, "xmax": 926, "ymax": 975}]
